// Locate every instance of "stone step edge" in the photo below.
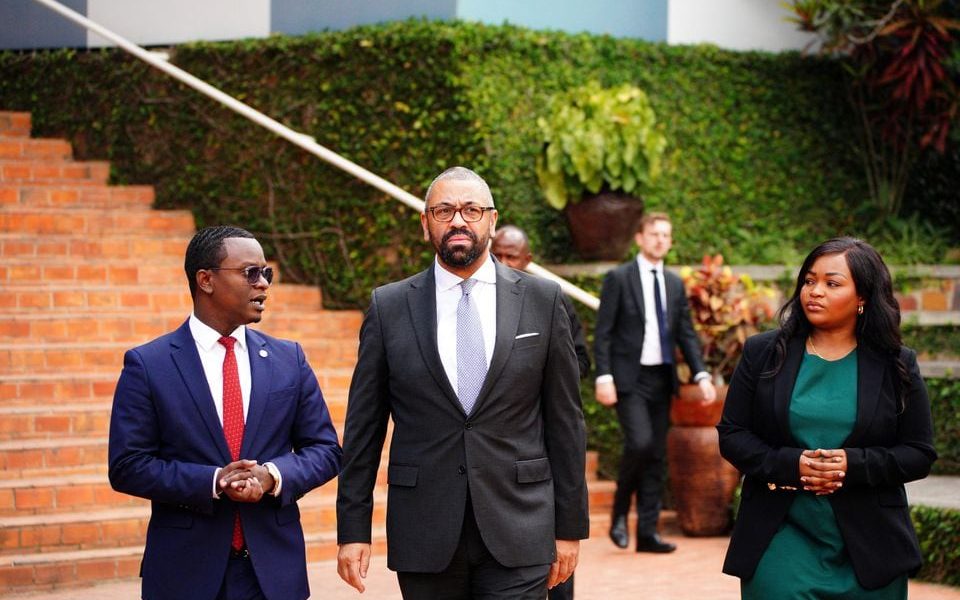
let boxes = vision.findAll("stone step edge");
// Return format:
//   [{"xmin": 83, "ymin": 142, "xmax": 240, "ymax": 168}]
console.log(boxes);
[{"xmin": 0, "ymin": 436, "xmax": 107, "ymax": 451}]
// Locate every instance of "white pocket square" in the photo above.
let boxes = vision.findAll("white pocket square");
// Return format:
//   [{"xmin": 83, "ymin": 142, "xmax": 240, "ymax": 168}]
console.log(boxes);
[{"xmin": 515, "ymin": 332, "xmax": 540, "ymax": 339}]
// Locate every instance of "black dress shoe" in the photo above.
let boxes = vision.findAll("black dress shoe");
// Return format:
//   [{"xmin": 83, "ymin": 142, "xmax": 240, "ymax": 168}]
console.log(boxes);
[
  {"xmin": 636, "ymin": 533, "xmax": 676, "ymax": 553},
  {"xmin": 609, "ymin": 515, "xmax": 629, "ymax": 549}
]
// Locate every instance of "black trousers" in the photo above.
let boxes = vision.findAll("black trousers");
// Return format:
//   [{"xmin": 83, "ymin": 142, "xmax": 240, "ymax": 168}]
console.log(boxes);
[
  {"xmin": 396, "ymin": 498, "xmax": 551, "ymax": 600},
  {"xmin": 612, "ymin": 365, "xmax": 673, "ymax": 536}
]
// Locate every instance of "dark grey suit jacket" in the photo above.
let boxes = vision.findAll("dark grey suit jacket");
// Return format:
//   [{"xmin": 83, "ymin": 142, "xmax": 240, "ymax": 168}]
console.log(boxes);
[
  {"xmin": 718, "ymin": 330, "xmax": 937, "ymax": 589},
  {"xmin": 593, "ymin": 260, "xmax": 706, "ymax": 392},
  {"xmin": 336, "ymin": 260, "xmax": 589, "ymax": 572}
]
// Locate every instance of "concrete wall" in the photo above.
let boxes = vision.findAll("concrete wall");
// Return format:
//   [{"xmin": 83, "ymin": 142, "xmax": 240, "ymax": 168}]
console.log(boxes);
[{"xmin": 1, "ymin": 0, "xmax": 813, "ymax": 52}]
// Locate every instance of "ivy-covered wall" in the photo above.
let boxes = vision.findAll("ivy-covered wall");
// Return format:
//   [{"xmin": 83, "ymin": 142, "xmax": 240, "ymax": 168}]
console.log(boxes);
[{"xmin": 0, "ymin": 20, "xmax": 872, "ymax": 308}]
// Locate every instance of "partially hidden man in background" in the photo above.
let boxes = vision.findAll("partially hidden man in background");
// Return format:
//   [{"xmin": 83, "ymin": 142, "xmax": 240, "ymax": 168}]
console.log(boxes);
[
  {"xmin": 336, "ymin": 166, "xmax": 589, "ymax": 599},
  {"xmin": 108, "ymin": 226, "xmax": 342, "ymax": 600},
  {"xmin": 594, "ymin": 212, "xmax": 717, "ymax": 553},
  {"xmin": 490, "ymin": 224, "xmax": 589, "ymax": 600}
]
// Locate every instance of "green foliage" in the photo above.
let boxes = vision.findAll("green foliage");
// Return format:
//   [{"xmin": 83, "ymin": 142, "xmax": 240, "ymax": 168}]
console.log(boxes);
[
  {"xmin": 902, "ymin": 325, "xmax": 960, "ymax": 359},
  {"xmin": 0, "ymin": 21, "xmax": 952, "ymax": 309},
  {"xmin": 912, "ymin": 504, "xmax": 960, "ymax": 586},
  {"xmin": 535, "ymin": 82, "xmax": 666, "ymax": 210},
  {"xmin": 926, "ymin": 378, "xmax": 960, "ymax": 476}
]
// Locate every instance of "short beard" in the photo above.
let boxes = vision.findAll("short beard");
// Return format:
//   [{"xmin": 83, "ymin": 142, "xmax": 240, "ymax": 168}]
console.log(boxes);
[{"xmin": 438, "ymin": 227, "xmax": 484, "ymax": 268}]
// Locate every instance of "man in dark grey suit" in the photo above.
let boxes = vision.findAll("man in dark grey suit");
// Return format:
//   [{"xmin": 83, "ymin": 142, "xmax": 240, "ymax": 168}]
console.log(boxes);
[
  {"xmin": 336, "ymin": 166, "xmax": 589, "ymax": 599},
  {"xmin": 594, "ymin": 212, "xmax": 716, "ymax": 553}
]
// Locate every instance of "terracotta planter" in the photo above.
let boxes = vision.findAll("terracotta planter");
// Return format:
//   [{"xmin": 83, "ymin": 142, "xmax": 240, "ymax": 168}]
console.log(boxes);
[
  {"xmin": 563, "ymin": 191, "xmax": 644, "ymax": 261},
  {"xmin": 667, "ymin": 383, "xmax": 740, "ymax": 536}
]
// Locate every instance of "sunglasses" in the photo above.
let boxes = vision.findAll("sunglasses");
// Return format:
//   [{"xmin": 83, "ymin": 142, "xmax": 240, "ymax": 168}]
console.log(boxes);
[{"xmin": 209, "ymin": 265, "xmax": 274, "ymax": 285}]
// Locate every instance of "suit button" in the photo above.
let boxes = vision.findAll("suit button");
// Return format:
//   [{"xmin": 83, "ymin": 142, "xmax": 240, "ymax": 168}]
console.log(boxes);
[
  {"xmin": 458, "ymin": 465, "xmax": 466, "ymax": 475},
  {"xmin": 464, "ymin": 423, "xmax": 473, "ymax": 430}
]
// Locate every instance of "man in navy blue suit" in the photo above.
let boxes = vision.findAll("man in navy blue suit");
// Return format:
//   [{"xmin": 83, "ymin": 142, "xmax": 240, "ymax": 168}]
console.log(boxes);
[{"xmin": 109, "ymin": 226, "xmax": 342, "ymax": 600}]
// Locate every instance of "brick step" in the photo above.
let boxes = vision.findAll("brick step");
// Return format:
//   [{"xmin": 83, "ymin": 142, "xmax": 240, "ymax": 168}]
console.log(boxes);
[
  {"xmin": 0, "ymin": 490, "xmax": 387, "ymax": 557},
  {"xmin": 0, "ymin": 544, "xmax": 143, "ymax": 593},
  {"xmin": 0, "ymin": 160, "xmax": 110, "ymax": 185},
  {"xmin": 0, "ymin": 113, "xmax": 31, "ymax": 138},
  {"xmin": 0, "ymin": 283, "xmax": 322, "ymax": 313},
  {"xmin": 0, "ymin": 474, "xmax": 145, "ymax": 517},
  {"xmin": 0, "ymin": 261, "xmax": 184, "ymax": 287},
  {"xmin": 0, "ymin": 403, "xmax": 111, "ymax": 442},
  {"xmin": 0, "ymin": 207, "xmax": 194, "ymax": 236},
  {"xmin": 0, "ymin": 437, "xmax": 107, "ymax": 477},
  {"xmin": 0, "ymin": 310, "xmax": 362, "ymax": 343},
  {"xmin": 0, "ymin": 232, "xmax": 185, "ymax": 261},
  {"xmin": 0, "ymin": 338, "xmax": 358, "ymax": 375},
  {"xmin": 0, "ymin": 183, "xmax": 154, "ymax": 210},
  {"xmin": 0, "ymin": 374, "xmax": 119, "ymax": 407},
  {"xmin": 0, "ymin": 370, "xmax": 352, "ymax": 408},
  {"xmin": 0, "ymin": 137, "xmax": 71, "ymax": 161}
]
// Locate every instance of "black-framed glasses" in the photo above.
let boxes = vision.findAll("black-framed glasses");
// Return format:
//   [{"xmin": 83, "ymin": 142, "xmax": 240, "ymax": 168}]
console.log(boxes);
[
  {"xmin": 426, "ymin": 205, "xmax": 495, "ymax": 223},
  {"xmin": 209, "ymin": 265, "xmax": 274, "ymax": 285}
]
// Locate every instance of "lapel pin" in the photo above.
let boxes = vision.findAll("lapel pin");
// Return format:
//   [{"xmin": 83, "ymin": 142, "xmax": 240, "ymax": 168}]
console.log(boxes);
[{"xmin": 259, "ymin": 349, "xmax": 268, "ymax": 358}]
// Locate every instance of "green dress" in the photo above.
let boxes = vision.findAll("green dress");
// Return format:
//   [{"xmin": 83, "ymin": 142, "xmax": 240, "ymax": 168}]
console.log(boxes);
[{"xmin": 742, "ymin": 350, "xmax": 907, "ymax": 600}]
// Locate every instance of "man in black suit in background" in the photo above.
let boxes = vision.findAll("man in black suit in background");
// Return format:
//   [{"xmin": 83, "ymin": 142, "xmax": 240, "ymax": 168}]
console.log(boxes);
[
  {"xmin": 336, "ymin": 166, "xmax": 589, "ymax": 599},
  {"xmin": 491, "ymin": 224, "xmax": 590, "ymax": 600},
  {"xmin": 594, "ymin": 212, "xmax": 717, "ymax": 553}
]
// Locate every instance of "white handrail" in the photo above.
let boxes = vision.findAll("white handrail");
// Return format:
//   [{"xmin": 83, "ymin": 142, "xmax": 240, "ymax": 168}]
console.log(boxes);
[{"xmin": 29, "ymin": 0, "xmax": 601, "ymax": 309}]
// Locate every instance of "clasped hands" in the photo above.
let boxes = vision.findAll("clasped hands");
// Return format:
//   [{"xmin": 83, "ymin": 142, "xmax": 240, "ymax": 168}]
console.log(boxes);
[
  {"xmin": 218, "ymin": 459, "xmax": 275, "ymax": 502},
  {"xmin": 799, "ymin": 448, "xmax": 847, "ymax": 496}
]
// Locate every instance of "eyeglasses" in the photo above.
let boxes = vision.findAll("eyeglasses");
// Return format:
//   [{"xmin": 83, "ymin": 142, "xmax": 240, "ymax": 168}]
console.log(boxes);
[
  {"xmin": 426, "ymin": 205, "xmax": 495, "ymax": 223},
  {"xmin": 209, "ymin": 265, "xmax": 274, "ymax": 285}
]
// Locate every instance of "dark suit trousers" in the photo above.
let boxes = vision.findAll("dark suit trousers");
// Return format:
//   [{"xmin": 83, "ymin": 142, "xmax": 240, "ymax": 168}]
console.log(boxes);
[
  {"xmin": 216, "ymin": 553, "xmax": 267, "ymax": 600},
  {"xmin": 613, "ymin": 365, "xmax": 673, "ymax": 536},
  {"xmin": 396, "ymin": 497, "xmax": 550, "ymax": 600}
]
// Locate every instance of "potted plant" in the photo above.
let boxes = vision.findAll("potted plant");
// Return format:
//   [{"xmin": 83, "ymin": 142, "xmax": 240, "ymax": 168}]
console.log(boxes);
[
  {"xmin": 668, "ymin": 254, "xmax": 777, "ymax": 536},
  {"xmin": 535, "ymin": 82, "xmax": 667, "ymax": 260}
]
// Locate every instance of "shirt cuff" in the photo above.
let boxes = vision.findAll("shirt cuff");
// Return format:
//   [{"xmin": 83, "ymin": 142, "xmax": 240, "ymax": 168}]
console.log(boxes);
[
  {"xmin": 693, "ymin": 371, "xmax": 712, "ymax": 383},
  {"xmin": 595, "ymin": 374, "xmax": 614, "ymax": 384},
  {"xmin": 264, "ymin": 462, "xmax": 282, "ymax": 497},
  {"xmin": 212, "ymin": 467, "xmax": 222, "ymax": 499}
]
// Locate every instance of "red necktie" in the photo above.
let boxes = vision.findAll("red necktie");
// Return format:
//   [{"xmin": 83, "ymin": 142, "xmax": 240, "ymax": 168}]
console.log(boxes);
[{"xmin": 218, "ymin": 336, "xmax": 245, "ymax": 550}]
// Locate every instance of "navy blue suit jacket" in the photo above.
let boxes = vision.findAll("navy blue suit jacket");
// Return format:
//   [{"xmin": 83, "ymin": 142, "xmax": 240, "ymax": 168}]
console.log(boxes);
[{"xmin": 108, "ymin": 321, "xmax": 341, "ymax": 600}]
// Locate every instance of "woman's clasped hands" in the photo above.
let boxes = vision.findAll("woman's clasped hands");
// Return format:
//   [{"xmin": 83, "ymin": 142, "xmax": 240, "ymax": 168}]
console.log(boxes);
[{"xmin": 799, "ymin": 448, "xmax": 847, "ymax": 495}]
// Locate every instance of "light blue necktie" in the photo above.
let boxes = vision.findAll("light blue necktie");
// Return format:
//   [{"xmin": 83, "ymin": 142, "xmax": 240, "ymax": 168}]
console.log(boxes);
[{"xmin": 456, "ymin": 278, "xmax": 487, "ymax": 415}]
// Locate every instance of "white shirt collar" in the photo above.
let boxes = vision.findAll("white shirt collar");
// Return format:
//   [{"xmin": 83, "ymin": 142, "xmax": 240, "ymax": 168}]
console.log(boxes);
[
  {"xmin": 636, "ymin": 254, "xmax": 664, "ymax": 274},
  {"xmin": 434, "ymin": 253, "xmax": 497, "ymax": 292},
  {"xmin": 189, "ymin": 313, "xmax": 247, "ymax": 352}
]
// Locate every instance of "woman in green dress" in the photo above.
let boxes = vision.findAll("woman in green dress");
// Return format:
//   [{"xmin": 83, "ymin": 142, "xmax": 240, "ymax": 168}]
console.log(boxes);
[{"xmin": 717, "ymin": 237, "xmax": 937, "ymax": 598}]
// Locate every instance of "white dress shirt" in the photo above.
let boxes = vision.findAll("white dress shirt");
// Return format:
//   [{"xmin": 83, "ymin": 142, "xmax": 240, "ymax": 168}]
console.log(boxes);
[
  {"xmin": 435, "ymin": 255, "xmax": 497, "ymax": 393},
  {"xmin": 189, "ymin": 314, "xmax": 281, "ymax": 497},
  {"xmin": 637, "ymin": 255, "xmax": 667, "ymax": 366}
]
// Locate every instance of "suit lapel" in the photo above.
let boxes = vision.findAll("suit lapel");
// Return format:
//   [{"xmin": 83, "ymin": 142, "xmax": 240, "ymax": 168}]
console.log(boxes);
[
  {"xmin": 241, "ymin": 329, "xmax": 272, "ymax": 457},
  {"xmin": 773, "ymin": 336, "xmax": 805, "ymax": 444},
  {"xmin": 470, "ymin": 263, "xmax": 523, "ymax": 415},
  {"xmin": 626, "ymin": 262, "xmax": 645, "ymax": 320},
  {"xmin": 407, "ymin": 268, "xmax": 461, "ymax": 409},
  {"xmin": 845, "ymin": 345, "xmax": 885, "ymax": 445},
  {"xmin": 169, "ymin": 321, "xmax": 232, "ymax": 463}
]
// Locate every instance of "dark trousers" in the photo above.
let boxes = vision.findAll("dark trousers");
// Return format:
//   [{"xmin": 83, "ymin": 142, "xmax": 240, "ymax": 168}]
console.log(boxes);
[
  {"xmin": 215, "ymin": 552, "xmax": 267, "ymax": 600},
  {"xmin": 612, "ymin": 365, "xmax": 673, "ymax": 536},
  {"xmin": 397, "ymin": 499, "xmax": 550, "ymax": 600},
  {"xmin": 547, "ymin": 574, "xmax": 573, "ymax": 600}
]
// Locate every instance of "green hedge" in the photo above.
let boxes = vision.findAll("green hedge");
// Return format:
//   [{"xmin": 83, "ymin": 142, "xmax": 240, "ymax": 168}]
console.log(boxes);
[
  {"xmin": 912, "ymin": 505, "xmax": 960, "ymax": 586},
  {"xmin": 928, "ymin": 378, "xmax": 960, "ymax": 476},
  {"xmin": 0, "ymin": 20, "xmax": 890, "ymax": 308}
]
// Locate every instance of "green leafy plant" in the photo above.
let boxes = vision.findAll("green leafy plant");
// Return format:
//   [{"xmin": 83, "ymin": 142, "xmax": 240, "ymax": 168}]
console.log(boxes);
[
  {"xmin": 787, "ymin": 0, "xmax": 960, "ymax": 216},
  {"xmin": 535, "ymin": 81, "xmax": 667, "ymax": 210},
  {"xmin": 679, "ymin": 255, "xmax": 778, "ymax": 383}
]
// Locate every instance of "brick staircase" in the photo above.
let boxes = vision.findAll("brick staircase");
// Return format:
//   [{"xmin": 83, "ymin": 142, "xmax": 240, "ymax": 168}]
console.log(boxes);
[{"xmin": 0, "ymin": 111, "xmax": 613, "ymax": 594}]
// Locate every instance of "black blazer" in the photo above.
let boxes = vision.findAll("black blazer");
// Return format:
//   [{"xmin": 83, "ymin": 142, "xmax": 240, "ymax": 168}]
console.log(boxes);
[
  {"xmin": 717, "ymin": 330, "xmax": 937, "ymax": 590},
  {"xmin": 336, "ymin": 261, "xmax": 589, "ymax": 572},
  {"xmin": 594, "ymin": 260, "xmax": 706, "ymax": 391}
]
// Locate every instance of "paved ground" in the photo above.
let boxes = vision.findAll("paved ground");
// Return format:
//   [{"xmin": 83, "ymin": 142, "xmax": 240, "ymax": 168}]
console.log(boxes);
[{"xmin": 12, "ymin": 523, "xmax": 960, "ymax": 600}]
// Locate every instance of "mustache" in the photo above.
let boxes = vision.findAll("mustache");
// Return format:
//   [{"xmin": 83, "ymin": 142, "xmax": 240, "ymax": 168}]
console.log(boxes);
[{"xmin": 442, "ymin": 227, "xmax": 478, "ymax": 245}]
